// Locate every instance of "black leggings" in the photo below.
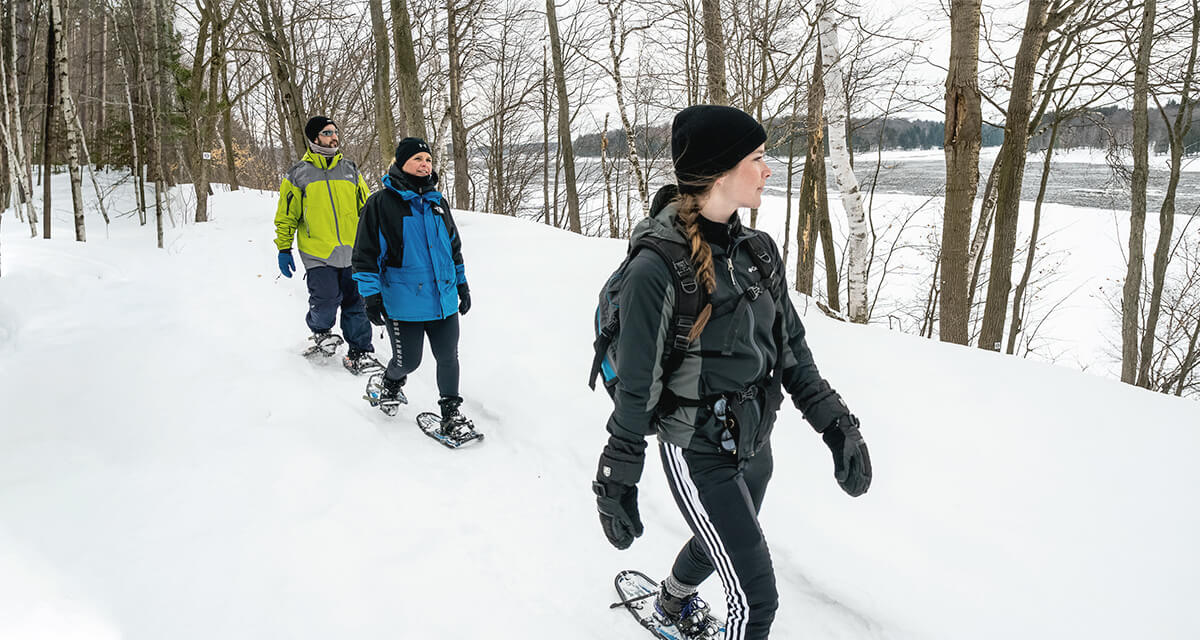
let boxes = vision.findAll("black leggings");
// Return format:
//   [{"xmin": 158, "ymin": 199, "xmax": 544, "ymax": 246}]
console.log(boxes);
[
  {"xmin": 660, "ymin": 441, "xmax": 777, "ymax": 640},
  {"xmin": 383, "ymin": 314, "xmax": 460, "ymax": 398}
]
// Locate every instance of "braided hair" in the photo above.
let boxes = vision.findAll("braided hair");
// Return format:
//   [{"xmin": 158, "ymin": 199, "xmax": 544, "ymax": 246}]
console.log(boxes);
[{"xmin": 674, "ymin": 191, "xmax": 717, "ymax": 342}]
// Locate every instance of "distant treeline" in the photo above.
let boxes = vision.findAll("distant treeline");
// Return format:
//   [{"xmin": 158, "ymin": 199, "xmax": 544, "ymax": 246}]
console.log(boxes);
[{"xmin": 574, "ymin": 105, "xmax": 1200, "ymax": 158}]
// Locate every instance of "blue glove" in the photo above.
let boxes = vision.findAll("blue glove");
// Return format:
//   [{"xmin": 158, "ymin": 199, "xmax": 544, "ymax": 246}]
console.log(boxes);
[{"xmin": 278, "ymin": 251, "xmax": 295, "ymax": 278}]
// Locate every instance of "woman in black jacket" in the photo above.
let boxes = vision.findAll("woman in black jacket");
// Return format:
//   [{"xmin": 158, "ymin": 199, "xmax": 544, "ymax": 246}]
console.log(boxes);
[{"xmin": 592, "ymin": 105, "xmax": 872, "ymax": 640}]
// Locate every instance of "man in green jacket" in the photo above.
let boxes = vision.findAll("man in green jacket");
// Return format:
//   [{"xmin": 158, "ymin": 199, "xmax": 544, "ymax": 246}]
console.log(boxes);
[{"xmin": 274, "ymin": 115, "xmax": 380, "ymax": 374}]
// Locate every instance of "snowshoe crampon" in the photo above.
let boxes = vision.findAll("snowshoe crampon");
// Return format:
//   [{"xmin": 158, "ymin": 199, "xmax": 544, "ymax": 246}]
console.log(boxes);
[
  {"xmin": 344, "ymin": 351, "xmax": 385, "ymax": 376},
  {"xmin": 363, "ymin": 372, "xmax": 406, "ymax": 416},
  {"xmin": 416, "ymin": 412, "xmax": 483, "ymax": 449},
  {"xmin": 612, "ymin": 570, "xmax": 724, "ymax": 640},
  {"xmin": 302, "ymin": 332, "xmax": 344, "ymax": 359}
]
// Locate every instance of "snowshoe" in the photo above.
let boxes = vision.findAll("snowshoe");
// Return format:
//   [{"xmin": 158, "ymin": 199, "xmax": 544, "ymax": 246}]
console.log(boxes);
[
  {"xmin": 364, "ymin": 372, "xmax": 407, "ymax": 416},
  {"xmin": 612, "ymin": 570, "xmax": 724, "ymax": 640},
  {"xmin": 343, "ymin": 349, "xmax": 384, "ymax": 375},
  {"xmin": 416, "ymin": 396, "xmax": 483, "ymax": 449},
  {"xmin": 302, "ymin": 331, "xmax": 344, "ymax": 359}
]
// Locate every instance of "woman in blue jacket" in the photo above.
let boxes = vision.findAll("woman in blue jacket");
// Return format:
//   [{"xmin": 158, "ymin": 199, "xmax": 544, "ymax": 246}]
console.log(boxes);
[{"xmin": 352, "ymin": 138, "xmax": 473, "ymax": 435}]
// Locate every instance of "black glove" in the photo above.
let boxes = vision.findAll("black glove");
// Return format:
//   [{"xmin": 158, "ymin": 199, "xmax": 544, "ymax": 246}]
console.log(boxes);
[
  {"xmin": 458, "ymin": 284, "xmax": 471, "ymax": 315},
  {"xmin": 364, "ymin": 293, "xmax": 387, "ymax": 326},
  {"xmin": 593, "ymin": 435, "xmax": 646, "ymax": 550},
  {"xmin": 822, "ymin": 415, "xmax": 872, "ymax": 497}
]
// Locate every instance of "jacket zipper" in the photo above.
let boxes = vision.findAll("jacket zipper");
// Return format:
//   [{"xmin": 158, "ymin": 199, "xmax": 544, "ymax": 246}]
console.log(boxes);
[{"xmin": 321, "ymin": 156, "xmax": 344, "ymax": 246}]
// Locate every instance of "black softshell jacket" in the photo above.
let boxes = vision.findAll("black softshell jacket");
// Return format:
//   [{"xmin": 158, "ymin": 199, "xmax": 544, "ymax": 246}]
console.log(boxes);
[{"xmin": 606, "ymin": 200, "xmax": 849, "ymax": 457}]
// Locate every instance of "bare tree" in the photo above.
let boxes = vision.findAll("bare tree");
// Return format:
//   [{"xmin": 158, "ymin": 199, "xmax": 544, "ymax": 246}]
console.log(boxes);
[
  {"xmin": 391, "ymin": 0, "xmax": 427, "ymax": 138},
  {"xmin": 1137, "ymin": 0, "xmax": 1199, "ymax": 386},
  {"xmin": 1122, "ymin": 0, "xmax": 1156, "ymax": 380},
  {"xmin": 545, "ymin": 0, "xmax": 581, "ymax": 233},
  {"xmin": 819, "ymin": 3, "xmax": 869, "ymax": 322},
  {"xmin": 977, "ymin": 0, "xmax": 1072, "ymax": 351},
  {"xmin": 50, "ymin": 0, "xmax": 85, "ymax": 240},
  {"xmin": 940, "ymin": 0, "xmax": 982, "ymax": 344},
  {"xmin": 699, "ymin": 0, "xmax": 727, "ymax": 103},
  {"xmin": 368, "ymin": 0, "xmax": 396, "ymax": 166}
]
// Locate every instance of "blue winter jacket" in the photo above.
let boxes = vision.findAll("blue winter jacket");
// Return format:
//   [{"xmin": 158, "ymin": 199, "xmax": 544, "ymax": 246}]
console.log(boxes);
[{"xmin": 352, "ymin": 166, "xmax": 467, "ymax": 322}]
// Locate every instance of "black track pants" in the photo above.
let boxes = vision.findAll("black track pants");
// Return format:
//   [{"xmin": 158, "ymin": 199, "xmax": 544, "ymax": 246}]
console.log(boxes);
[
  {"xmin": 660, "ymin": 441, "xmax": 778, "ymax": 640},
  {"xmin": 382, "ymin": 314, "xmax": 460, "ymax": 397}
]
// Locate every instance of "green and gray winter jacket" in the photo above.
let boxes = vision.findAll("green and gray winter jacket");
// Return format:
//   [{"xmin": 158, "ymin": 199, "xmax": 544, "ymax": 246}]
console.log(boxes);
[
  {"xmin": 606, "ymin": 200, "xmax": 849, "ymax": 457},
  {"xmin": 273, "ymin": 149, "xmax": 371, "ymax": 268}
]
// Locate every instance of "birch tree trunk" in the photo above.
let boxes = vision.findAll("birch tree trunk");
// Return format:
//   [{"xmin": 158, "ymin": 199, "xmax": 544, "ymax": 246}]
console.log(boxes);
[
  {"xmin": 1137, "ymin": 2, "xmax": 1197, "ymax": 387},
  {"xmin": 41, "ymin": 15, "xmax": 54, "ymax": 240},
  {"xmin": 819, "ymin": 7, "xmax": 868, "ymax": 323},
  {"xmin": 700, "ymin": 0, "xmax": 727, "ymax": 104},
  {"xmin": 605, "ymin": 0, "xmax": 648, "ymax": 215},
  {"xmin": 390, "ymin": 0, "xmax": 426, "ymax": 139},
  {"xmin": 940, "ymin": 0, "xmax": 982, "ymax": 344},
  {"xmin": 978, "ymin": 0, "xmax": 1055, "ymax": 351},
  {"xmin": 545, "ymin": 0, "xmax": 581, "ymax": 233},
  {"xmin": 1122, "ymin": 0, "xmax": 1156, "ymax": 380},
  {"xmin": 368, "ymin": 0, "xmax": 396, "ymax": 165},
  {"xmin": 3, "ymin": 0, "xmax": 36, "ymax": 234},
  {"xmin": 50, "ymin": 0, "xmax": 85, "ymax": 241}
]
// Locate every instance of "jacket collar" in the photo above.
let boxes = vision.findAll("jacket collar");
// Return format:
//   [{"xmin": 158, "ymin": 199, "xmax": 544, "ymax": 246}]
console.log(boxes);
[
  {"xmin": 385, "ymin": 162, "xmax": 440, "ymax": 195},
  {"xmin": 303, "ymin": 148, "xmax": 342, "ymax": 170}
]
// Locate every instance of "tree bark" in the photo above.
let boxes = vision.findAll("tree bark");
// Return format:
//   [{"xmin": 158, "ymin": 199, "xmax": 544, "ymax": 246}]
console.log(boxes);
[
  {"xmin": 447, "ymin": 0, "xmax": 470, "ymax": 207},
  {"xmin": 795, "ymin": 53, "xmax": 824, "ymax": 296},
  {"xmin": 605, "ymin": 0, "xmax": 648, "ymax": 215},
  {"xmin": 699, "ymin": 0, "xmax": 727, "ymax": 104},
  {"xmin": 1007, "ymin": 118, "xmax": 1061, "ymax": 354},
  {"xmin": 977, "ymin": 0, "xmax": 1055, "ymax": 351},
  {"xmin": 545, "ymin": 0, "xmax": 581, "ymax": 233},
  {"xmin": 220, "ymin": 61, "xmax": 239, "ymax": 190},
  {"xmin": 51, "ymin": 0, "xmax": 86, "ymax": 241},
  {"xmin": 390, "ymin": 0, "xmax": 427, "ymax": 139},
  {"xmin": 256, "ymin": 0, "xmax": 306, "ymax": 156},
  {"xmin": 2, "ymin": 0, "xmax": 36, "ymax": 233},
  {"xmin": 940, "ymin": 0, "xmax": 982, "ymax": 345},
  {"xmin": 1122, "ymin": 0, "xmax": 1156, "ymax": 380},
  {"xmin": 819, "ymin": 7, "xmax": 868, "ymax": 322},
  {"xmin": 368, "ymin": 0, "xmax": 396, "ymax": 166},
  {"xmin": 1138, "ymin": 2, "xmax": 1197, "ymax": 387}
]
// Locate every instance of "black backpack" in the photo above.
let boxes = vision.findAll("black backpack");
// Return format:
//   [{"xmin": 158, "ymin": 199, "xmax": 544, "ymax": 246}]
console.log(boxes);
[{"xmin": 588, "ymin": 231, "xmax": 780, "ymax": 401}]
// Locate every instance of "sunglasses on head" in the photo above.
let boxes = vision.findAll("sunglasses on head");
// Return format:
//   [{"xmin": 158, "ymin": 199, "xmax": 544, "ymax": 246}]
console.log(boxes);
[{"xmin": 319, "ymin": 129, "xmax": 338, "ymax": 137}]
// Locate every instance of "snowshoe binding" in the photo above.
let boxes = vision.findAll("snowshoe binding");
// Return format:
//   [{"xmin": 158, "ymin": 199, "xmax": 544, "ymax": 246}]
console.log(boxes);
[
  {"xmin": 343, "ymin": 348, "xmax": 384, "ymax": 376},
  {"xmin": 364, "ymin": 372, "xmax": 407, "ymax": 416},
  {"xmin": 654, "ymin": 585, "xmax": 720, "ymax": 639},
  {"xmin": 415, "ymin": 396, "xmax": 483, "ymax": 449},
  {"xmin": 302, "ymin": 331, "xmax": 344, "ymax": 359}
]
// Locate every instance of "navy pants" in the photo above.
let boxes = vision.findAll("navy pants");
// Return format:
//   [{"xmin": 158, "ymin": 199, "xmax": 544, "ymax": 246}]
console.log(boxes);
[
  {"xmin": 660, "ymin": 441, "xmax": 778, "ymax": 640},
  {"xmin": 383, "ymin": 315, "xmax": 460, "ymax": 398},
  {"xmin": 304, "ymin": 265, "xmax": 372, "ymax": 352}
]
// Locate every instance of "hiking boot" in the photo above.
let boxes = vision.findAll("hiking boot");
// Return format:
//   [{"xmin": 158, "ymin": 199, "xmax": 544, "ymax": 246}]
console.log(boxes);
[
  {"xmin": 437, "ymin": 395, "xmax": 474, "ymax": 438},
  {"xmin": 343, "ymin": 348, "xmax": 384, "ymax": 375},
  {"xmin": 654, "ymin": 583, "xmax": 713, "ymax": 637}
]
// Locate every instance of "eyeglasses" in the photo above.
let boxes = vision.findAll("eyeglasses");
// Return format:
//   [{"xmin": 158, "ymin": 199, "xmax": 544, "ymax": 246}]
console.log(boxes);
[{"xmin": 319, "ymin": 129, "xmax": 338, "ymax": 137}]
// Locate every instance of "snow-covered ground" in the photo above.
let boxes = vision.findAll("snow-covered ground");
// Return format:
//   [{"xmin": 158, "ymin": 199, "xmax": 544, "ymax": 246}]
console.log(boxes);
[{"xmin": 1, "ymin": 174, "xmax": 1199, "ymax": 639}]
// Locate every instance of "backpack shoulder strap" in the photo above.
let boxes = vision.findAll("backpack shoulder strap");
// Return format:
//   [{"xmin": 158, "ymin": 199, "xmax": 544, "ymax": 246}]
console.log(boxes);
[
  {"xmin": 633, "ymin": 236, "xmax": 705, "ymax": 380},
  {"xmin": 744, "ymin": 232, "xmax": 779, "ymax": 293}
]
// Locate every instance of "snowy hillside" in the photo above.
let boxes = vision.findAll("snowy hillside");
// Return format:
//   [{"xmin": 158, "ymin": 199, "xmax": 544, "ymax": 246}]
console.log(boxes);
[{"xmin": 2, "ymin": 180, "xmax": 1199, "ymax": 639}]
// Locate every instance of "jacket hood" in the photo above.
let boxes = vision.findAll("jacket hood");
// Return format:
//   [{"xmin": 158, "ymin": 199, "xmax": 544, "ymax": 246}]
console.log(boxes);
[
  {"xmin": 631, "ymin": 184, "xmax": 688, "ymax": 248},
  {"xmin": 385, "ymin": 162, "xmax": 439, "ymax": 195},
  {"xmin": 632, "ymin": 183, "xmax": 747, "ymax": 248}
]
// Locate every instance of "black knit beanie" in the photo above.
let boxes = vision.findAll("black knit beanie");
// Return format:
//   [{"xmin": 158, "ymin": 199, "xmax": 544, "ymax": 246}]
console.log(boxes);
[
  {"xmin": 671, "ymin": 105, "xmax": 767, "ymax": 194},
  {"xmin": 305, "ymin": 116, "xmax": 336, "ymax": 143},
  {"xmin": 395, "ymin": 137, "xmax": 432, "ymax": 165}
]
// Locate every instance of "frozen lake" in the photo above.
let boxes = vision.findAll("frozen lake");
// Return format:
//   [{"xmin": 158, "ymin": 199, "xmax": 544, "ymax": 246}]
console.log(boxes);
[{"xmin": 760, "ymin": 148, "xmax": 1200, "ymax": 215}]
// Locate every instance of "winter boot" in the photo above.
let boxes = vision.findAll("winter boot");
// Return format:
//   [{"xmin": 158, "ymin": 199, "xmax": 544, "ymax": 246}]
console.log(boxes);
[
  {"xmin": 365, "ymin": 373, "xmax": 407, "ymax": 415},
  {"xmin": 343, "ymin": 348, "xmax": 384, "ymax": 375},
  {"xmin": 304, "ymin": 331, "xmax": 344, "ymax": 358},
  {"xmin": 437, "ymin": 395, "xmax": 474, "ymax": 438},
  {"xmin": 654, "ymin": 583, "xmax": 716, "ymax": 638}
]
